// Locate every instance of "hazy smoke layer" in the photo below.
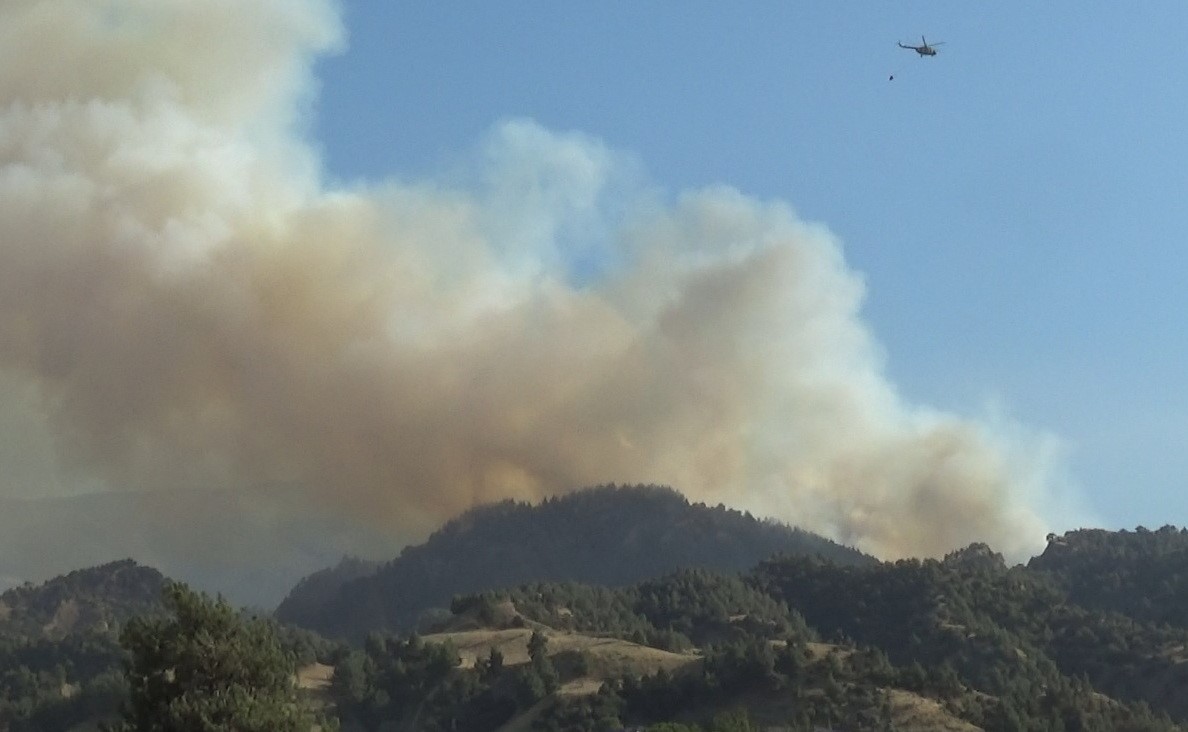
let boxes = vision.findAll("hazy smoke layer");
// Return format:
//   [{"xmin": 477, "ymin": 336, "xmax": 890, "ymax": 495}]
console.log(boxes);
[{"xmin": 0, "ymin": 0, "xmax": 1054, "ymax": 564}]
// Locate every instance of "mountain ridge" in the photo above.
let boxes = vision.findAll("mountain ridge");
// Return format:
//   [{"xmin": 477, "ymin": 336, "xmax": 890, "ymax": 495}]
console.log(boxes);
[
  {"xmin": 276, "ymin": 484, "xmax": 873, "ymax": 638},
  {"xmin": 9, "ymin": 504, "xmax": 1188, "ymax": 729},
  {"xmin": 0, "ymin": 558, "xmax": 166, "ymax": 642}
]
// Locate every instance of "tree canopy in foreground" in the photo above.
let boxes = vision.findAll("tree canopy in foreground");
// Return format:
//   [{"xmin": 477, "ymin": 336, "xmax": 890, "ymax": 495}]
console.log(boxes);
[{"xmin": 110, "ymin": 581, "xmax": 328, "ymax": 732}]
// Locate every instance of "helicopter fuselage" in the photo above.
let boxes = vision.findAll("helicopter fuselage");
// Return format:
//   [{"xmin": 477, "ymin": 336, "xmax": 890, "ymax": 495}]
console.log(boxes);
[
  {"xmin": 899, "ymin": 43, "xmax": 936, "ymax": 56},
  {"xmin": 898, "ymin": 37, "xmax": 942, "ymax": 57}
]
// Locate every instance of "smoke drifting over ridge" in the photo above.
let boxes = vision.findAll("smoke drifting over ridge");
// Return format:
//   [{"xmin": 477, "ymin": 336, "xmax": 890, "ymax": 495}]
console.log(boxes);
[{"xmin": 0, "ymin": 0, "xmax": 1056, "ymax": 566}]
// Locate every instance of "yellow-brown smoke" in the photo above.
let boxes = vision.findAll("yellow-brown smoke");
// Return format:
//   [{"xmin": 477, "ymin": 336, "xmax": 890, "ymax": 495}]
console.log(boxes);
[{"xmin": 0, "ymin": 0, "xmax": 1056, "ymax": 564}]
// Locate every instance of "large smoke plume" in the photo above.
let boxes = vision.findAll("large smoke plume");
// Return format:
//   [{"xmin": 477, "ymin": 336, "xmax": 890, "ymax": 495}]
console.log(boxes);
[{"xmin": 0, "ymin": 0, "xmax": 1058, "ymax": 590}]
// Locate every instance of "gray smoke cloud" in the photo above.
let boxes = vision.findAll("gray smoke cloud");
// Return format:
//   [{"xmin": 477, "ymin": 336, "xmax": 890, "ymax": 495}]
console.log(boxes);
[{"xmin": 0, "ymin": 0, "xmax": 1060, "ymax": 590}]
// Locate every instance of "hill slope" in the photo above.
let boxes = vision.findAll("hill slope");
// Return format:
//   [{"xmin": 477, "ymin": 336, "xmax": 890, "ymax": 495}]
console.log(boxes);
[
  {"xmin": 0, "ymin": 559, "xmax": 166, "ymax": 642},
  {"xmin": 752, "ymin": 547, "xmax": 1188, "ymax": 726},
  {"xmin": 0, "ymin": 560, "xmax": 167, "ymax": 730},
  {"xmin": 12, "ymin": 522, "xmax": 1188, "ymax": 730},
  {"xmin": 276, "ymin": 484, "xmax": 871, "ymax": 638},
  {"xmin": 1030, "ymin": 525, "xmax": 1188, "ymax": 628}
]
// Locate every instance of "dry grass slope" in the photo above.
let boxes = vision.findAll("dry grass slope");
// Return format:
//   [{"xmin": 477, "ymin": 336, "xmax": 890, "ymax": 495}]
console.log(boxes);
[
  {"xmin": 886, "ymin": 689, "xmax": 983, "ymax": 731},
  {"xmin": 423, "ymin": 627, "xmax": 700, "ymax": 679},
  {"xmin": 426, "ymin": 629, "xmax": 980, "ymax": 730}
]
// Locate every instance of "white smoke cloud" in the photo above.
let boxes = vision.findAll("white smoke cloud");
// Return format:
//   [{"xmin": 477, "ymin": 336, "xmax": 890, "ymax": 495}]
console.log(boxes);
[{"xmin": 0, "ymin": 0, "xmax": 1058, "ymax": 594}]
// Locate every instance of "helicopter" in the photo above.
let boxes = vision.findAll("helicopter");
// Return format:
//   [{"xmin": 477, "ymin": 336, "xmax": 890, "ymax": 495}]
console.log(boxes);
[{"xmin": 897, "ymin": 36, "xmax": 945, "ymax": 57}]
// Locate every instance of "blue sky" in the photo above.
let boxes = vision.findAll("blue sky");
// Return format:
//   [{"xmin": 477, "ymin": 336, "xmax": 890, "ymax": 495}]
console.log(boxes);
[{"xmin": 311, "ymin": 2, "xmax": 1188, "ymax": 531}]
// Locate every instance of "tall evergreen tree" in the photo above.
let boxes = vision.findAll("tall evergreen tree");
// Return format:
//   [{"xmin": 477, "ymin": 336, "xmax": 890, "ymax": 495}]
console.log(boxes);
[{"xmin": 109, "ymin": 581, "xmax": 326, "ymax": 732}]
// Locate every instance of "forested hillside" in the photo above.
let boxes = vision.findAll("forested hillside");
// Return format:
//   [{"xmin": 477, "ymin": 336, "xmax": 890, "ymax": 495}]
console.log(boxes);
[
  {"xmin": 0, "ymin": 561, "xmax": 166, "ymax": 730},
  {"xmin": 0, "ymin": 560, "xmax": 165, "ymax": 641},
  {"xmin": 331, "ymin": 554, "xmax": 1183, "ymax": 731},
  {"xmin": 1030, "ymin": 525, "xmax": 1188, "ymax": 627},
  {"xmin": 276, "ymin": 484, "xmax": 872, "ymax": 638},
  {"xmin": 303, "ymin": 519, "xmax": 1188, "ymax": 730},
  {"xmin": 14, "ymin": 491, "xmax": 1188, "ymax": 730},
  {"xmin": 0, "ymin": 561, "xmax": 334, "ymax": 731},
  {"xmin": 752, "ymin": 549, "xmax": 1188, "ymax": 724},
  {"xmin": 271, "ymin": 555, "xmax": 382, "ymax": 638}
]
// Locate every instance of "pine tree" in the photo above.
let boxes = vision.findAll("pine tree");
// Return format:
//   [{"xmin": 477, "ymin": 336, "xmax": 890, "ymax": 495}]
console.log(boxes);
[{"xmin": 109, "ymin": 581, "xmax": 326, "ymax": 732}]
